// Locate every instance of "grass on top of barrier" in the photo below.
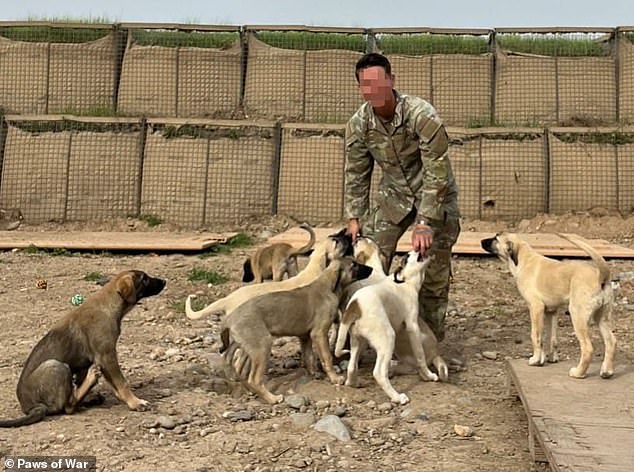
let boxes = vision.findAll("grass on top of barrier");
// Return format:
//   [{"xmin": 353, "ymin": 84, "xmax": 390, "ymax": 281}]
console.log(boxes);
[
  {"xmin": 131, "ymin": 30, "xmax": 240, "ymax": 48},
  {"xmin": 377, "ymin": 33, "xmax": 489, "ymax": 55},
  {"xmin": 497, "ymin": 33, "xmax": 609, "ymax": 56},
  {"xmin": 553, "ymin": 130, "xmax": 634, "ymax": 145},
  {"xmin": 255, "ymin": 31, "xmax": 367, "ymax": 51},
  {"xmin": 0, "ymin": 25, "xmax": 112, "ymax": 43}
]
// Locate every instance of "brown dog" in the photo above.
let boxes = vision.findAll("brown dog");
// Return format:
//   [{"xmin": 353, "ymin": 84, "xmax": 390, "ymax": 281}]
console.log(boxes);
[
  {"xmin": 0, "ymin": 270, "xmax": 166, "ymax": 427},
  {"xmin": 186, "ymin": 228, "xmax": 352, "ymax": 320},
  {"xmin": 220, "ymin": 257, "xmax": 372, "ymax": 404},
  {"xmin": 481, "ymin": 232, "xmax": 616, "ymax": 379},
  {"xmin": 242, "ymin": 223, "xmax": 316, "ymax": 283}
]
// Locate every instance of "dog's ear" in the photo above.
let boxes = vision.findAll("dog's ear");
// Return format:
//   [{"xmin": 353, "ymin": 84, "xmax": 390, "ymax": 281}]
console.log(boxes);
[
  {"xmin": 506, "ymin": 240, "xmax": 518, "ymax": 266},
  {"xmin": 242, "ymin": 258, "xmax": 254, "ymax": 282},
  {"xmin": 116, "ymin": 273, "xmax": 137, "ymax": 304}
]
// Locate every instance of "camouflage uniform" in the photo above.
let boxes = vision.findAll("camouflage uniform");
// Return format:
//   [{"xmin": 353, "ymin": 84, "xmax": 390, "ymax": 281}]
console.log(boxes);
[{"xmin": 344, "ymin": 91, "xmax": 460, "ymax": 341}]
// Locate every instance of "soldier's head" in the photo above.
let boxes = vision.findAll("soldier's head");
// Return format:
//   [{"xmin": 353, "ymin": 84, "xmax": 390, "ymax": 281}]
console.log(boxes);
[{"xmin": 355, "ymin": 53, "xmax": 395, "ymax": 109}]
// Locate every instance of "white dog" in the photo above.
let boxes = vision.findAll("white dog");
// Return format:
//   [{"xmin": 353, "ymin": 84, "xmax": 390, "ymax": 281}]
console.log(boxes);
[{"xmin": 335, "ymin": 251, "xmax": 447, "ymax": 405}]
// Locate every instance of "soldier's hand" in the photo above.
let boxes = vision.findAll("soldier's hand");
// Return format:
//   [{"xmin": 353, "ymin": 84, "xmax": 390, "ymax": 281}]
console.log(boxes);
[
  {"xmin": 412, "ymin": 224, "xmax": 434, "ymax": 254},
  {"xmin": 346, "ymin": 218, "xmax": 361, "ymax": 242}
]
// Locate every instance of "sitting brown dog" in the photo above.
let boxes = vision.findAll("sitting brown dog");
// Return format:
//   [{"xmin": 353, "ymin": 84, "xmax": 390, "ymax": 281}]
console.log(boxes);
[
  {"xmin": 221, "ymin": 257, "xmax": 372, "ymax": 404},
  {"xmin": 243, "ymin": 223, "xmax": 316, "ymax": 283},
  {"xmin": 0, "ymin": 270, "xmax": 166, "ymax": 427}
]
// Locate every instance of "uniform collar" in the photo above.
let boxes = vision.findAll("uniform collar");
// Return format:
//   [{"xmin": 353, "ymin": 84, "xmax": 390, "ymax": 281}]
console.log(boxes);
[{"xmin": 367, "ymin": 90, "xmax": 405, "ymax": 133}]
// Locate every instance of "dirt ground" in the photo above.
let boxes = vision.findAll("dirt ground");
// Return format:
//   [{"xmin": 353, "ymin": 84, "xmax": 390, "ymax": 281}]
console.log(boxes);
[{"xmin": 0, "ymin": 211, "xmax": 632, "ymax": 472}]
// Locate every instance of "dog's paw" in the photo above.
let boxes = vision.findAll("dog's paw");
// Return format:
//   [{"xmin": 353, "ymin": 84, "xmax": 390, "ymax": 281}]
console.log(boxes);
[
  {"xmin": 128, "ymin": 398, "xmax": 151, "ymax": 411},
  {"xmin": 420, "ymin": 370, "xmax": 439, "ymax": 382},
  {"xmin": 600, "ymin": 369, "xmax": 614, "ymax": 379},
  {"xmin": 528, "ymin": 354, "xmax": 545, "ymax": 366},
  {"xmin": 392, "ymin": 393, "xmax": 410, "ymax": 405},
  {"xmin": 88, "ymin": 364, "xmax": 103, "ymax": 381},
  {"xmin": 546, "ymin": 352, "xmax": 559, "ymax": 363},
  {"xmin": 568, "ymin": 367, "xmax": 587, "ymax": 379},
  {"xmin": 329, "ymin": 374, "xmax": 345, "ymax": 386}
]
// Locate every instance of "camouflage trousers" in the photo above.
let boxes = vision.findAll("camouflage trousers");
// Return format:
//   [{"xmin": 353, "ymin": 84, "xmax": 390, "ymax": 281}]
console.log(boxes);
[{"xmin": 361, "ymin": 199, "xmax": 461, "ymax": 341}]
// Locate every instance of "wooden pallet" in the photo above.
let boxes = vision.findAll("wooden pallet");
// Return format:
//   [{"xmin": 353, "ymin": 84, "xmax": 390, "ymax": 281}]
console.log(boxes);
[
  {"xmin": 268, "ymin": 228, "xmax": 634, "ymax": 258},
  {"xmin": 506, "ymin": 359, "xmax": 634, "ymax": 471},
  {"xmin": 0, "ymin": 231, "xmax": 238, "ymax": 251}
]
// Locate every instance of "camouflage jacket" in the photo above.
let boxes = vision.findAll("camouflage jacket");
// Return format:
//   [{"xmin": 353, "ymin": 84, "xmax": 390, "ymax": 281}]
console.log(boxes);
[{"xmin": 344, "ymin": 90, "xmax": 458, "ymax": 224}]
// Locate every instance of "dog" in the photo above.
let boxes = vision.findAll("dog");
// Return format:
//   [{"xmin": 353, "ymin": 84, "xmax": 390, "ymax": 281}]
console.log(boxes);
[
  {"xmin": 480, "ymin": 232, "xmax": 616, "ymax": 379},
  {"xmin": 0, "ymin": 270, "xmax": 166, "ymax": 427},
  {"xmin": 242, "ymin": 223, "xmax": 316, "ymax": 283},
  {"xmin": 186, "ymin": 228, "xmax": 352, "ymax": 320},
  {"xmin": 335, "ymin": 251, "xmax": 444, "ymax": 405},
  {"xmin": 0, "ymin": 207, "xmax": 24, "ymax": 231},
  {"xmin": 220, "ymin": 257, "xmax": 373, "ymax": 404}
]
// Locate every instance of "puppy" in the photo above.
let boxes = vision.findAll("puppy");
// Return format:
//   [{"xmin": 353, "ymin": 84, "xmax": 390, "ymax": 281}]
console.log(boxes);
[
  {"xmin": 480, "ymin": 232, "xmax": 616, "ymax": 379},
  {"xmin": 186, "ymin": 228, "xmax": 352, "ymax": 320},
  {"xmin": 243, "ymin": 223, "xmax": 316, "ymax": 283},
  {"xmin": 335, "ymin": 251, "xmax": 443, "ymax": 405},
  {"xmin": 220, "ymin": 257, "xmax": 372, "ymax": 404},
  {"xmin": 0, "ymin": 207, "xmax": 24, "ymax": 230},
  {"xmin": 0, "ymin": 271, "xmax": 166, "ymax": 427}
]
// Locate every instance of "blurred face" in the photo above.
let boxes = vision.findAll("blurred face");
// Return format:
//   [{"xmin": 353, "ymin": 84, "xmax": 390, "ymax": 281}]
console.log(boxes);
[{"xmin": 357, "ymin": 66, "xmax": 394, "ymax": 109}]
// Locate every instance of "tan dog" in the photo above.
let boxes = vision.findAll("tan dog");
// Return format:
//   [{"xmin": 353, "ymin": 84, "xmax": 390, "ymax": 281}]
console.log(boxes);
[
  {"xmin": 335, "ymin": 251, "xmax": 445, "ymax": 405},
  {"xmin": 480, "ymin": 232, "xmax": 616, "ymax": 379},
  {"xmin": 0, "ymin": 271, "xmax": 166, "ymax": 427},
  {"xmin": 186, "ymin": 229, "xmax": 352, "ymax": 320},
  {"xmin": 242, "ymin": 223, "xmax": 316, "ymax": 283},
  {"xmin": 220, "ymin": 257, "xmax": 373, "ymax": 404}
]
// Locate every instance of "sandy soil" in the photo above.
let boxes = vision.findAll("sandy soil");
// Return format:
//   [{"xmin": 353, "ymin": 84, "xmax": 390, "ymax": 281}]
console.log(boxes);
[{"xmin": 0, "ymin": 211, "xmax": 632, "ymax": 472}]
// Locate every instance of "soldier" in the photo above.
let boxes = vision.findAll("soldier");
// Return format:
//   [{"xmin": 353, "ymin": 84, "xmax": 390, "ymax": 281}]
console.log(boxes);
[{"xmin": 344, "ymin": 52, "xmax": 460, "ymax": 342}]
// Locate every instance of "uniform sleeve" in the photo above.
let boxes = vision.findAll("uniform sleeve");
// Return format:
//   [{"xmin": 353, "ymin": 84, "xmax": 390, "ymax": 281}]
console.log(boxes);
[
  {"xmin": 343, "ymin": 119, "xmax": 373, "ymax": 220},
  {"xmin": 414, "ymin": 113, "xmax": 452, "ymax": 222}
]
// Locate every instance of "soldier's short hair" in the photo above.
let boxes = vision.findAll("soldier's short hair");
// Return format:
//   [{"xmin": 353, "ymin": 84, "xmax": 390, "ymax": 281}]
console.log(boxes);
[{"xmin": 355, "ymin": 53, "xmax": 392, "ymax": 82}]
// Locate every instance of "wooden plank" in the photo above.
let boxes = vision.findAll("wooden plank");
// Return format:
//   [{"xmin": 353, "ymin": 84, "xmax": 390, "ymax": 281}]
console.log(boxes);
[
  {"xmin": 268, "ymin": 228, "xmax": 634, "ymax": 258},
  {"xmin": 506, "ymin": 358, "xmax": 634, "ymax": 471},
  {"xmin": 0, "ymin": 231, "xmax": 237, "ymax": 251}
]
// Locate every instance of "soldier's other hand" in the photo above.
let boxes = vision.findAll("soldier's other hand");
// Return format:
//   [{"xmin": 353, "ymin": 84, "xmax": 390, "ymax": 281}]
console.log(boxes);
[
  {"xmin": 346, "ymin": 218, "xmax": 361, "ymax": 242},
  {"xmin": 412, "ymin": 224, "xmax": 434, "ymax": 254}
]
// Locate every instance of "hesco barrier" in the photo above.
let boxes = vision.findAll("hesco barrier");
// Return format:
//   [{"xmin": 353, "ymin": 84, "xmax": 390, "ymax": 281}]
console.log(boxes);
[
  {"xmin": 1, "ymin": 116, "xmax": 630, "ymax": 226},
  {"xmin": 1, "ymin": 23, "xmax": 634, "ymax": 127}
]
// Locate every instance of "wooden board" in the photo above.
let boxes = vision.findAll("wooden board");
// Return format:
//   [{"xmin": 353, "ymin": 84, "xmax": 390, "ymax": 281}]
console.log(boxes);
[
  {"xmin": 506, "ymin": 358, "xmax": 634, "ymax": 471},
  {"xmin": 267, "ymin": 228, "xmax": 634, "ymax": 258},
  {"xmin": 0, "ymin": 231, "xmax": 238, "ymax": 251}
]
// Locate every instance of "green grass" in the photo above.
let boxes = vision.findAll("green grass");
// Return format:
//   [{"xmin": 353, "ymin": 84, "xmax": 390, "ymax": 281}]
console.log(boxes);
[
  {"xmin": 138, "ymin": 214, "xmax": 162, "ymax": 227},
  {"xmin": 187, "ymin": 267, "xmax": 229, "ymax": 285},
  {"xmin": 198, "ymin": 232, "xmax": 253, "ymax": 258},
  {"xmin": 0, "ymin": 25, "xmax": 111, "ymax": 43},
  {"xmin": 378, "ymin": 33, "xmax": 489, "ymax": 55},
  {"xmin": 256, "ymin": 31, "xmax": 366, "ymax": 51},
  {"xmin": 49, "ymin": 105, "xmax": 116, "ymax": 117},
  {"xmin": 497, "ymin": 34, "xmax": 607, "ymax": 56},
  {"xmin": 169, "ymin": 295, "xmax": 211, "ymax": 314},
  {"xmin": 20, "ymin": 245, "xmax": 75, "ymax": 256},
  {"xmin": 84, "ymin": 271, "xmax": 106, "ymax": 282},
  {"xmin": 132, "ymin": 30, "xmax": 239, "ymax": 48}
]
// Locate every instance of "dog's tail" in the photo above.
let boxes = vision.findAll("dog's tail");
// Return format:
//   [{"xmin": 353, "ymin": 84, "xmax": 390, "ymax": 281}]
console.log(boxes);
[
  {"xmin": 335, "ymin": 299, "xmax": 362, "ymax": 357},
  {"xmin": 0, "ymin": 404, "xmax": 47, "ymax": 428},
  {"xmin": 185, "ymin": 295, "xmax": 226, "ymax": 320},
  {"xmin": 242, "ymin": 258, "xmax": 255, "ymax": 283},
  {"xmin": 431, "ymin": 356, "xmax": 449, "ymax": 382},
  {"xmin": 289, "ymin": 223, "xmax": 316, "ymax": 257},
  {"xmin": 557, "ymin": 233, "xmax": 611, "ymax": 287}
]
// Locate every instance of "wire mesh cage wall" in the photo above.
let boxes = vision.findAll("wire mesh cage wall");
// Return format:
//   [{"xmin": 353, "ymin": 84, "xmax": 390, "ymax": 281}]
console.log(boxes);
[
  {"xmin": 140, "ymin": 119, "xmax": 277, "ymax": 227},
  {"xmin": 117, "ymin": 24, "xmax": 242, "ymax": 118},
  {"xmin": 277, "ymin": 123, "xmax": 345, "ymax": 223},
  {"xmin": 548, "ymin": 128, "xmax": 626, "ymax": 214},
  {"xmin": 373, "ymin": 28, "xmax": 493, "ymax": 127},
  {"xmin": 619, "ymin": 28, "xmax": 634, "ymax": 124},
  {"xmin": 494, "ymin": 28, "xmax": 616, "ymax": 127},
  {"xmin": 243, "ymin": 26, "xmax": 367, "ymax": 123},
  {"xmin": 0, "ymin": 22, "xmax": 122, "ymax": 115},
  {"xmin": 0, "ymin": 116, "xmax": 143, "ymax": 222}
]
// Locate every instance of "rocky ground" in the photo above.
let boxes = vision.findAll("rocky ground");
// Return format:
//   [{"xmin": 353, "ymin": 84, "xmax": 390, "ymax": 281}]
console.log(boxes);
[{"xmin": 0, "ymin": 211, "xmax": 632, "ymax": 472}]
